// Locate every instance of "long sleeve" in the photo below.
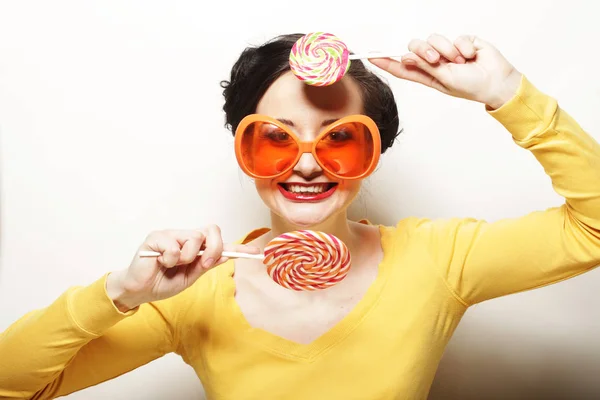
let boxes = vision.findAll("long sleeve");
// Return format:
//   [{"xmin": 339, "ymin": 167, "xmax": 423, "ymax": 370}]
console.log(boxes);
[
  {"xmin": 424, "ymin": 75, "xmax": 600, "ymax": 306},
  {"xmin": 0, "ymin": 274, "xmax": 183, "ymax": 399}
]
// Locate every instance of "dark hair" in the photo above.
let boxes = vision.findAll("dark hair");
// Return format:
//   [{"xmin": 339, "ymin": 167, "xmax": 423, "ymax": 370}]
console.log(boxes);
[{"xmin": 220, "ymin": 33, "xmax": 401, "ymax": 153}]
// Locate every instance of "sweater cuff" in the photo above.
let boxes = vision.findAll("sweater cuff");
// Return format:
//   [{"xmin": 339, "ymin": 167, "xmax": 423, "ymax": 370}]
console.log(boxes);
[
  {"xmin": 67, "ymin": 274, "xmax": 138, "ymax": 337},
  {"xmin": 487, "ymin": 75, "xmax": 558, "ymax": 143}
]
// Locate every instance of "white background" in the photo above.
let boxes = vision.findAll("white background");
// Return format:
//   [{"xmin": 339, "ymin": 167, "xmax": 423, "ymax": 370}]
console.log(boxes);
[{"xmin": 1, "ymin": 0, "xmax": 599, "ymax": 398}]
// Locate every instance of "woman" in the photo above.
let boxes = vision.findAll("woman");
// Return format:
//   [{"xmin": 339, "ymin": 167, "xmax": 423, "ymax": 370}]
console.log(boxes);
[{"xmin": 1, "ymin": 32, "xmax": 599, "ymax": 399}]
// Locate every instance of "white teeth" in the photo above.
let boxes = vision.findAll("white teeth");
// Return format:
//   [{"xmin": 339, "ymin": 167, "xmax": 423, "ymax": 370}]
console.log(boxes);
[{"xmin": 287, "ymin": 184, "xmax": 329, "ymax": 194}]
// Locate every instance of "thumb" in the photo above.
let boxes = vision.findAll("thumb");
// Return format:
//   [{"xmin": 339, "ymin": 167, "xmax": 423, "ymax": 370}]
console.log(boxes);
[
  {"xmin": 368, "ymin": 57, "xmax": 415, "ymax": 80},
  {"xmin": 368, "ymin": 57, "xmax": 393, "ymax": 70},
  {"xmin": 368, "ymin": 56, "xmax": 443, "ymax": 89},
  {"xmin": 184, "ymin": 243, "xmax": 263, "ymax": 282},
  {"xmin": 467, "ymin": 35, "xmax": 492, "ymax": 51}
]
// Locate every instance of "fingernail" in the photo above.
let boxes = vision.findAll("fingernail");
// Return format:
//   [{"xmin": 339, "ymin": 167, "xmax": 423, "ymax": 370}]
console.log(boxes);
[
  {"xmin": 426, "ymin": 50, "xmax": 437, "ymax": 62},
  {"xmin": 455, "ymin": 55, "xmax": 466, "ymax": 64},
  {"xmin": 203, "ymin": 258, "xmax": 214, "ymax": 268},
  {"xmin": 403, "ymin": 58, "xmax": 416, "ymax": 65}
]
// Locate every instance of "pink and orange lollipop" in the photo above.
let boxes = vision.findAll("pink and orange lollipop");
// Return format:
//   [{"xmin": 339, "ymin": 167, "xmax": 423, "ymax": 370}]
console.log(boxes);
[{"xmin": 263, "ymin": 230, "xmax": 351, "ymax": 291}]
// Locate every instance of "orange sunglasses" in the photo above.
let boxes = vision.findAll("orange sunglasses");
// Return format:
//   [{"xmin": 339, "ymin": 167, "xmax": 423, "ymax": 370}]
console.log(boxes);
[{"xmin": 234, "ymin": 114, "xmax": 381, "ymax": 180}]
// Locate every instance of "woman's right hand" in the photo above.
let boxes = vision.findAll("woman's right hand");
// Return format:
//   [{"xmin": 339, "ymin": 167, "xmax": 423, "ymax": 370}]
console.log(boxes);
[{"xmin": 106, "ymin": 225, "xmax": 260, "ymax": 311}]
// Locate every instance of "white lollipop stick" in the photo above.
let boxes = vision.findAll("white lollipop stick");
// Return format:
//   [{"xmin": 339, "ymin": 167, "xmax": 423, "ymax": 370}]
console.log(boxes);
[
  {"xmin": 138, "ymin": 250, "xmax": 265, "ymax": 260},
  {"xmin": 349, "ymin": 52, "xmax": 402, "ymax": 60}
]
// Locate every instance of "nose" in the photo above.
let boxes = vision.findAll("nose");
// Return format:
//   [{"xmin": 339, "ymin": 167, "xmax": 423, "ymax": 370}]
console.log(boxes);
[{"xmin": 292, "ymin": 152, "xmax": 323, "ymax": 180}]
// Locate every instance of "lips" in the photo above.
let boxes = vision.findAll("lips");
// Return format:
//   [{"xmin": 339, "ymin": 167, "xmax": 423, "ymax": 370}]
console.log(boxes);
[{"xmin": 277, "ymin": 182, "xmax": 338, "ymax": 202}]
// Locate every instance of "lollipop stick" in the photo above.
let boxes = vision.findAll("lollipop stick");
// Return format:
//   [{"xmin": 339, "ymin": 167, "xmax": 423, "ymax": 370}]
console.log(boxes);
[
  {"xmin": 349, "ymin": 53, "xmax": 402, "ymax": 60},
  {"xmin": 137, "ymin": 250, "xmax": 265, "ymax": 260}
]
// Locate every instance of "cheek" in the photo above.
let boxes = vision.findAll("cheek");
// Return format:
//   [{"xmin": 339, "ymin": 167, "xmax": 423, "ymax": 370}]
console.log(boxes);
[
  {"xmin": 254, "ymin": 179, "xmax": 277, "ymax": 200},
  {"xmin": 339, "ymin": 180, "xmax": 362, "ymax": 199}
]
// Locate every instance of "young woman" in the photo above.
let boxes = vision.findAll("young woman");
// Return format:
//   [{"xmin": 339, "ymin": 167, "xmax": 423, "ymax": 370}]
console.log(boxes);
[{"xmin": 1, "ymin": 32, "xmax": 599, "ymax": 399}]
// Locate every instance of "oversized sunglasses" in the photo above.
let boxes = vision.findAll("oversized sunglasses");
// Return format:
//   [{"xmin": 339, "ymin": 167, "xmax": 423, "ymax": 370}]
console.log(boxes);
[{"xmin": 234, "ymin": 114, "xmax": 381, "ymax": 180}]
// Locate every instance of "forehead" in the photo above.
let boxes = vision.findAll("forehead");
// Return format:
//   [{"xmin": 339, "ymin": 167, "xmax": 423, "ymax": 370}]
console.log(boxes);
[{"xmin": 255, "ymin": 71, "xmax": 364, "ymax": 122}]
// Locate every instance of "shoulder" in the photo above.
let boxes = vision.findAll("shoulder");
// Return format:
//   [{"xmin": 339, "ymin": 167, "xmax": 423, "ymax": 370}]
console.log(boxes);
[{"xmin": 379, "ymin": 216, "xmax": 485, "ymax": 251}]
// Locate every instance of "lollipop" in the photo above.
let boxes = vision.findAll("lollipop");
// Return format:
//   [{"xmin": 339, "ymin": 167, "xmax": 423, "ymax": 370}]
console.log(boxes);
[
  {"xmin": 263, "ymin": 230, "xmax": 350, "ymax": 291},
  {"xmin": 289, "ymin": 32, "xmax": 351, "ymax": 87},
  {"xmin": 138, "ymin": 229, "xmax": 351, "ymax": 291},
  {"xmin": 289, "ymin": 32, "xmax": 400, "ymax": 86}
]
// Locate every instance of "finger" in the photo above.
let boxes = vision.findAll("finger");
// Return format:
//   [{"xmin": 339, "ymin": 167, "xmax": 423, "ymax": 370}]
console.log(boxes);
[
  {"xmin": 369, "ymin": 57, "xmax": 440, "ymax": 88},
  {"xmin": 401, "ymin": 53, "xmax": 440, "ymax": 79},
  {"xmin": 216, "ymin": 256, "xmax": 229, "ymax": 265},
  {"xmin": 163, "ymin": 229, "xmax": 204, "ymax": 246},
  {"xmin": 145, "ymin": 232, "xmax": 181, "ymax": 268},
  {"xmin": 408, "ymin": 38, "xmax": 439, "ymax": 64},
  {"xmin": 177, "ymin": 230, "xmax": 205, "ymax": 265},
  {"xmin": 427, "ymin": 33, "xmax": 465, "ymax": 64},
  {"xmin": 200, "ymin": 224, "xmax": 223, "ymax": 269},
  {"xmin": 471, "ymin": 35, "xmax": 492, "ymax": 50},
  {"xmin": 454, "ymin": 35, "xmax": 477, "ymax": 59}
]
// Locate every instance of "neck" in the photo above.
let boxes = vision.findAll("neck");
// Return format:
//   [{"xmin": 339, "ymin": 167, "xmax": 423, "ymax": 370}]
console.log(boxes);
[{"xmin": 269, "ymin": 209, "xmax": 359, "ymax": 251}]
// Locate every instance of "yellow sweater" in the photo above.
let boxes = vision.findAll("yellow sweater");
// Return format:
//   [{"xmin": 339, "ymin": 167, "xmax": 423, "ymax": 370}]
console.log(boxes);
[{"xmin": 1, "ymin": 76, "xmax": 600, "ymax": 400}]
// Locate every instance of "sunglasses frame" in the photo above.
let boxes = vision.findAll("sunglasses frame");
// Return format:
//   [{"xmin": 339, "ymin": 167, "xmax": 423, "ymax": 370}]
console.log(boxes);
[{"xmin": 234, "ymin": 114, "xmax": 381, "ymax": 180}]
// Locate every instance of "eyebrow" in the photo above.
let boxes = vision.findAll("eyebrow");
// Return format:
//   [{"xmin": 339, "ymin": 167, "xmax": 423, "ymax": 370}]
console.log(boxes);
[{"xmin": 276, "ymin": 118, "xmax": 340, "ymax": 127}]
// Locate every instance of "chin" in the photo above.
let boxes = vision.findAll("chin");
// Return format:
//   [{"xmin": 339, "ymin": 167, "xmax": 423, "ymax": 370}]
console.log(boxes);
[
  {"xmin": 269, "ymin": 196, "xmax": 336, "ymax": 225},
  {"xmin": 278, "ymin": 207, "xmax": 337, "ymax": 228}
]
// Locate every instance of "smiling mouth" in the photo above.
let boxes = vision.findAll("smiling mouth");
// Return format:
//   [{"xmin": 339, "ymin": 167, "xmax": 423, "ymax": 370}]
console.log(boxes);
[{"xmin": 277, "ymin": 182, "xmax": 338, "ymax": 201}]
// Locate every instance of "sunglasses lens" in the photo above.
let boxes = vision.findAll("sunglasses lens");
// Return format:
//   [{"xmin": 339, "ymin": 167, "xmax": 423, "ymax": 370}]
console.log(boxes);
[
  {"xmin": 316, "ymin": 122, "xmax": 376, "ymax": 178},
  {"xmin": 239, "ymin": 121, "xmax": 299, "ymax": 177}
]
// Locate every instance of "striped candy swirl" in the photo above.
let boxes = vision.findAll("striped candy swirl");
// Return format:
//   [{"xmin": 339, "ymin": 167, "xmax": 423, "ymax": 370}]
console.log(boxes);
[
  {"xmin": 289, "ymin": 32, "xmax": 351, "ymax": 87},
  {"xmin": 263, "ymin": 230, "xmax": 351, "ymax": 291}
]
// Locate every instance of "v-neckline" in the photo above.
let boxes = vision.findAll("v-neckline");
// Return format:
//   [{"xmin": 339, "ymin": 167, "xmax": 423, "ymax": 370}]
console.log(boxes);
[{"xmin": 216, "ymin": 223, "xmax": 394, "ymax": 362}]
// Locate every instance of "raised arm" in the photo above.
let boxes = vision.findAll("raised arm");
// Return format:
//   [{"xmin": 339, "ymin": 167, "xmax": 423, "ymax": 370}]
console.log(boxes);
[
  {"xmin": 420, "ymin": 76, "xmax": 600, "ymax": 304},
  {"xmin": 372, "ymin": 34, "xmax": 600, "ymax": 305}
]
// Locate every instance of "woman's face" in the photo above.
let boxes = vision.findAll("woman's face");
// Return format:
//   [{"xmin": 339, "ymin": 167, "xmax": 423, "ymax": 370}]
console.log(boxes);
[{"xmin": 253, "ymin": 71, "xmax": 365, "ymax": 228}]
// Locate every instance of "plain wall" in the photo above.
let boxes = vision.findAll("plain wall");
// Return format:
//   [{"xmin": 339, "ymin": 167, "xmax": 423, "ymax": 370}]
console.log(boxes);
[{"xmin": 1, "ymin": 0, "xmax": 599, "ymax": 398}]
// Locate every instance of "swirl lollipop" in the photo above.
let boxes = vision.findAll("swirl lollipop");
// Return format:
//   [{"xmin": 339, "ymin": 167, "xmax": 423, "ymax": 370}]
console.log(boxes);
[
  {"xmin": 263, "ymin": 230, "xmax": 350, "ymax": 291},
  {"xmin": 138, "ymin": 230, "xmax": 351, "ymax": 291},
  {"xmin": 289, "ymin": 32, "xmax": 351, "ymax": 87},
  {"xmin": 289, "ymin": 32, "xmax": 401, "ymax": 86}
]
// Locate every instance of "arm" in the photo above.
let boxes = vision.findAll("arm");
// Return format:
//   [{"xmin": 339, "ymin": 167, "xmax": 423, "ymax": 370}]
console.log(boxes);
[
  {"xmin": 371, "ymin": 34, "xmax": 600, "ymax": 305},
  {"xmin": 0, "ymin": 226, "xmax": 258, "ymax": 398},
  {"xmin": 426, "ymin": 75, "xmax": 600, "ymax": 305},
  {"xmin": 0, "ymin": 274, "xmax": 181, "ymax": 399}
]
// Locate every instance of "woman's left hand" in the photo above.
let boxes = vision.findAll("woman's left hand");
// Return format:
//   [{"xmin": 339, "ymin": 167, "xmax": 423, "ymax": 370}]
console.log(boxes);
[{"xmin": 369, "ymin": 34, "xmax": 522, "ymax": 109}]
